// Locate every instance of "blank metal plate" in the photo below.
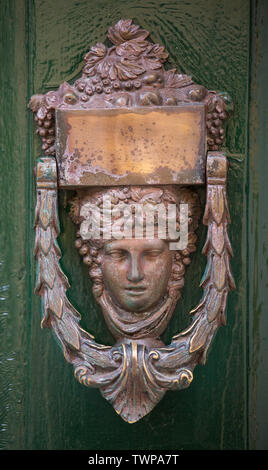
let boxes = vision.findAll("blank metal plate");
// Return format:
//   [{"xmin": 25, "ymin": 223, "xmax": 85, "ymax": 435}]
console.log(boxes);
[{"xmin": 55, "ymin": 105, "xmax": 206, "ymax": 187}]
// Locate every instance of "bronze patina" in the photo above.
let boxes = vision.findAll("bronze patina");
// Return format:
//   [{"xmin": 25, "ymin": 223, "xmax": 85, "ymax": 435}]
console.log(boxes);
[{"xmin": 29, "ymin": 19, "xmax": 235, "ymax": 423}]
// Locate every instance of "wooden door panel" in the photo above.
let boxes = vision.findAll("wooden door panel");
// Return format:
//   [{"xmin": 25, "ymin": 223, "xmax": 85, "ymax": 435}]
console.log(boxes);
[
  {"xmin": 2, "ymin": 0, "xmax": 267, "ymax": 451},
  {"xmin": 27, "ymin": 0, "xmax": 249, "ymax": 450}
]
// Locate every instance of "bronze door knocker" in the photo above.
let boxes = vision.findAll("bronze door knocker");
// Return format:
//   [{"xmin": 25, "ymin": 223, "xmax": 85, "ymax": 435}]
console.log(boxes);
[{"xmin": 29, "ymin": 19, "xmax": 235, "ymax": 423}]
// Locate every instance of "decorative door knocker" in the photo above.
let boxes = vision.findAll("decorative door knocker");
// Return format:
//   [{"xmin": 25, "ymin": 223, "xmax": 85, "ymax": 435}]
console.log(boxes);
[{"xmin": 29, "ymin": 19, "xmax": 235, "ymax": 423}]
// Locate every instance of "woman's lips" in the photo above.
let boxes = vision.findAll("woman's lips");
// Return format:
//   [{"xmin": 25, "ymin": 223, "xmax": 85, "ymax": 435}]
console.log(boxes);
[{"xmin": 124, "ymin": 285, "xmax": 147, "ymax": 296}]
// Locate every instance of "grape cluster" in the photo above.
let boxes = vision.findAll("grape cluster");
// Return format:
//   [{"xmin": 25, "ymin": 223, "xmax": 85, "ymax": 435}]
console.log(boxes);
[
  {"xmin": 75, "ymin": 231, "xmax": 103, "ymax": 269},
  {"xmin": 34, "ymin": 110, "xmax": 55, "ymax": 155},
  {"xmin": 206, "ymin": 94, "xmax": 228, "ymax": 151},
  {"xmin": 74, "ymin": 231, "xmax": 104, "ymax": 297},
  {"xmin": 75, "ymin": 75, "xmax": 142, "ymax": 102},
  {"xmin": 75, "ymin": 234, "xmax": 93, "ymax": 266}
]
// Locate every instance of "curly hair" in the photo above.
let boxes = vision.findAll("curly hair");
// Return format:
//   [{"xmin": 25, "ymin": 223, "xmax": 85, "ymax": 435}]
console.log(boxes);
[{"xmin": 70, "ymin": 186, "xmax": 201, "ymax": 303}]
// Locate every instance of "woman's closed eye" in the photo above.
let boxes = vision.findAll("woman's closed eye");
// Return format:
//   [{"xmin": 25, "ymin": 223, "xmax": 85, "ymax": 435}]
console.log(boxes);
[
  {"xmin": 107, "ymin": 249, "xmax": 127, "ymax": 260},
  {"xmin": 143, "ymin": 249, "xmax": 163, "ymax": 258}
]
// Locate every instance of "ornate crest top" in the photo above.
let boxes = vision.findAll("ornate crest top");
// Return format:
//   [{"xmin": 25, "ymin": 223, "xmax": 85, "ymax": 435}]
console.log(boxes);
[{"xmin": 29, "ymin": 19, "xmax": 230, "ymax": 160}]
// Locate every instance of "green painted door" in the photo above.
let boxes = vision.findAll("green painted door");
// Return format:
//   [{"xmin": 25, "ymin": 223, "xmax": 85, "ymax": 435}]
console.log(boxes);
[{"xmin": 1, "ymin": 0, "xmax": 268, "ymax": 450}]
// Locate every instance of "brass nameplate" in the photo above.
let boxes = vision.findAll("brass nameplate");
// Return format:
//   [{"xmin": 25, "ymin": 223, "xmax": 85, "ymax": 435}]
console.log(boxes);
[{"xmin": 56, "ymin": 105, "xmax": 206, "ymax": 187}]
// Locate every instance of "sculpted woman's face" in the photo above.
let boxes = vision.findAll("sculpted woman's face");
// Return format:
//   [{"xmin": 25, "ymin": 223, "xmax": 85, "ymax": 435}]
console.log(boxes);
[{"xmin": 101, "ymin": 238, "xmax": 173, "ymax": 313}]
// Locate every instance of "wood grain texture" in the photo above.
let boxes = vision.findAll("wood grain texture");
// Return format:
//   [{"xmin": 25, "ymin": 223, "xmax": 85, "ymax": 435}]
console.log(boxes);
[
  {"xmin": 0, "ymin": 0, "xmax": 28, "ymax": 450},
  {"xmin": 248, "ymin": 0, "xmax": 268, "ymax": 450}
]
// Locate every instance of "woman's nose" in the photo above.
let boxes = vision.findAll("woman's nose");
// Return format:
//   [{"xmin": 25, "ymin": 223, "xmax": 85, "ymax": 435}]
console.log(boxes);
[{"xmin": 127, "ymin": 254, "xmax": 144, "ymax": 283}]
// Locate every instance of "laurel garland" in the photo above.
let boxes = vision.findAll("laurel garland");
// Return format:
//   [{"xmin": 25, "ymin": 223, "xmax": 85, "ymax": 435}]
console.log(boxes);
[{"xmin": 33, "ymin": 153, "xmax": 235, "ymax": 422}]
